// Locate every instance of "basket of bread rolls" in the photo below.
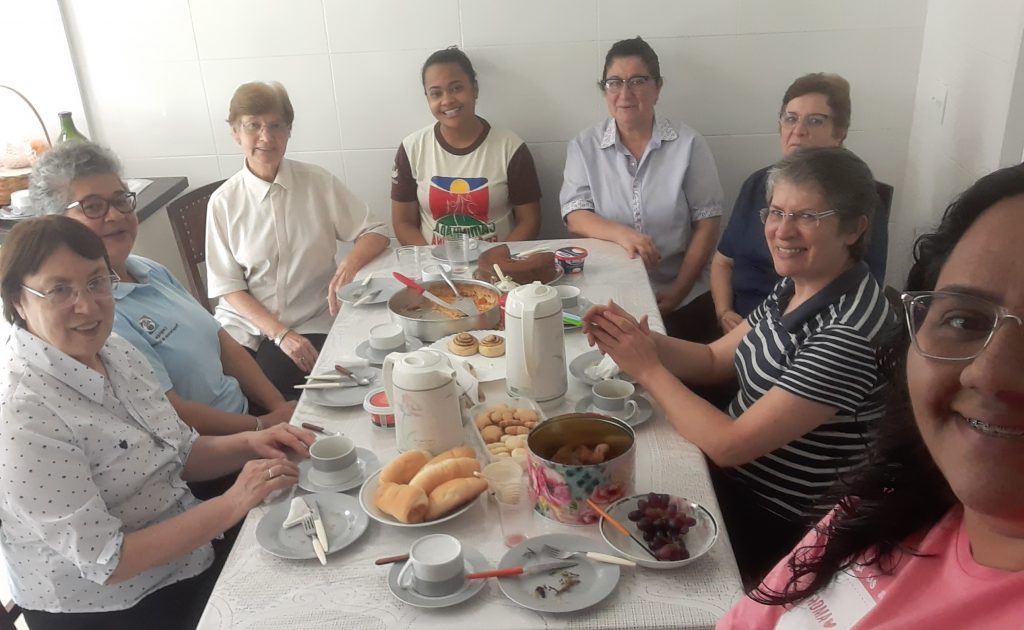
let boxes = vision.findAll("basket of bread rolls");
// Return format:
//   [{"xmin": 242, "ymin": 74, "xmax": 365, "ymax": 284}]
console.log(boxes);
[
  {"xmin": 359, "ymin": 446, "xmax": 489, "ymax": 526},
  {"xmin": 467, "ymin": 396, "xmax": 543, "ymax": 469}
]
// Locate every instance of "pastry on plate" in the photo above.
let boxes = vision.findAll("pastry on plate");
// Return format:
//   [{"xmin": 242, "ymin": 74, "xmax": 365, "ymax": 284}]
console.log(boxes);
[
  {"xmin": 448, "ymin": 332, "xmax": 479, "ymax": 356},
  {"xmin": 478, "ymin": 334, "xmax": 506, "ymax": 357}
]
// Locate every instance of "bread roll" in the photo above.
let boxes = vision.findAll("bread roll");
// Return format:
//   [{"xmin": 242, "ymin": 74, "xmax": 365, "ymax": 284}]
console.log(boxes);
[
  {"xmin": 408, "ymin": 457, "xmax": 481, "ymax": 494},
  {"xmin": 379, "ymin": 450, "xmax": 432, "ymax": 485},
  {"xmin": 426, "ymin": 477, "xmax": 488, "ymax": 520},
  {"xmin": 426, "ymin": 446, "xmax": 476, "ymax": 467},
  {"xmin": 374, "ymin": 481, "xmax": 429, "ymax": 524}
]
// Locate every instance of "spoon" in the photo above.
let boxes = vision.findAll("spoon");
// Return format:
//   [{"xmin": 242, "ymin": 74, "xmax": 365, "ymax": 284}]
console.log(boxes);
[{"xmin": 335, "ymin": 364, "xmax": 372, "ymax": 386}]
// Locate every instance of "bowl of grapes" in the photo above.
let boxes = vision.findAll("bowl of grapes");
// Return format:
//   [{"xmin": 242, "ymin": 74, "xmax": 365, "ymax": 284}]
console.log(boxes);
[{"xmin": 598, "ymin": 492, "xmax": 719, "ymax": 569}]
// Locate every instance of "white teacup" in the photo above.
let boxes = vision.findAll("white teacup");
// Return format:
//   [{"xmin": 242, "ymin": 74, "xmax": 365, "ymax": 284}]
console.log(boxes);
[
  {"xmin": 397, "ymin": 534, "xmax": 465, "ymax": 597},
  {"xmin": 369, "ymin": 323, "xmax": 406, "ymax": 352},
  {"xmin": 591, "ymin": 379, "xmax": 638, "ymax": 422},
  {"xmin": 555, "ymin": 285, "xmax": 581, "ymax": 309},
  {"xmin": 308, "ymin": 435, "xmax": 359, "ymax": 486}
]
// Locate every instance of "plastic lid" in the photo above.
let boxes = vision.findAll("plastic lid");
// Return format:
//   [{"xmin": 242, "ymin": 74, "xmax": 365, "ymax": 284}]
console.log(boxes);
[
  {"xmin": 363, "ymin": 387, "xmax": 392, "ymax": 413},
  {"xmin": 504, "ymin": 282, "xmax": 562, "ymax": 318}
]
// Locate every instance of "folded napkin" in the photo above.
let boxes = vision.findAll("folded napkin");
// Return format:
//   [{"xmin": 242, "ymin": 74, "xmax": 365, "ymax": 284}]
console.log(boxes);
[
  {"xmin": 450, "ymin": 357, "xmax": 482, "ymax": 405},
  {"xmin": 584, "ymin": 353, "xmax": 620, "ymax": 381},
  {"xmin": 282, "ymin": 497, "xmax": 311, "ymax": 529}
]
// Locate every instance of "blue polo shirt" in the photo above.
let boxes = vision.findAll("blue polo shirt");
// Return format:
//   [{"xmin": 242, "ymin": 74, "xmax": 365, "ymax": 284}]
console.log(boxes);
[
  {"xmin": 113, "ymin": 256, "xmax": 247, "ymax": 414},
  {"xmin": 718, "ymin": 166, "xmax": 889, "ymax": 317}
]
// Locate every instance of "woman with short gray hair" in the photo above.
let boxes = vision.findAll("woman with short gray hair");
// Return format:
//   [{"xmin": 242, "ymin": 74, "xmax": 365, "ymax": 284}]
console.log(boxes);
[
  {"xmin": 584, "ymin": 146, "xmax": 898, "ymax": 584},
  {"xmin": 29, "ymin": 141, "xmax": 296, "ymax": 439}
]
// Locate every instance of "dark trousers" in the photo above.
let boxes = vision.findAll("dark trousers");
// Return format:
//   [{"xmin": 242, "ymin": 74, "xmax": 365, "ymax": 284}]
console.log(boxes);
[
  {"xmin": 249, "ymin": 333, "xmax": 327, "ymax": 401},
  {"xmin": 663, "ymin": 291, "xmax": 738, "ymax": 410},
  {"xmin": 710, "ymin": 465, "xmax": 811, "ymax": 590},
  {"xmin": 22, "ymin": 536, "xmax": 232, "ymax": 630}
]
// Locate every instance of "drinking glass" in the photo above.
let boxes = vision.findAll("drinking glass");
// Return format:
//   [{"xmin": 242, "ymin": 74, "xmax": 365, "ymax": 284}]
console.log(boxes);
[
  {"xmin": 493, "ymin": 475, "xmax": 534, "ymax": 547},
  {"xmin": 395, "ymin": 246, "xmax": 423, "ymax": 280},
  {"xmin": 444, "ymin": 233, "xmax": 472, "ymax": 276}
]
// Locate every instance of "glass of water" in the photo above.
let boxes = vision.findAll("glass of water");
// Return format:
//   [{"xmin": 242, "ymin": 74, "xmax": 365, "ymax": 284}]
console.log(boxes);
[{"xmin": 444, "ymin": 233, "xmax": 472, "ymax": 275}]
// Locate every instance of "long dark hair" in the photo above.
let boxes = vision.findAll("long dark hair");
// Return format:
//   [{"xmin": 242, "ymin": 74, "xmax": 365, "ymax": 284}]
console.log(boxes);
[{"xmin": 752, "ymin": 162, "xmax": 1024, "ymax": 605}]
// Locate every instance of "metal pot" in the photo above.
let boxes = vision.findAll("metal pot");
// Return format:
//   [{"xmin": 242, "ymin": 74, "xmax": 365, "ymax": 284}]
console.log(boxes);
[
  {"xmin": 387, "ymin": 278, "xmax": 501, "ymax": 342},
  {"xmin": 526, "ymin": 413, "xmax": 636, "ymax": 525}
]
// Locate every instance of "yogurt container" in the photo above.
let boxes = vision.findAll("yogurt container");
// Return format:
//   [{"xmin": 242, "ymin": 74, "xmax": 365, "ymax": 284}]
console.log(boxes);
[
  {"xmin": 554, "ymin": 246, "xmax": 588, "ymax": 274},
  {"xmin": 363, "ymin": 387, "xmax": 395, "ymax": 428}
]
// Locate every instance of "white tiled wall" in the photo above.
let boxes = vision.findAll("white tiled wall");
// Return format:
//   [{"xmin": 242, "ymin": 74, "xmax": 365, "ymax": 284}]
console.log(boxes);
[{"xmin": 60, "ymin": 0, "xmax": 928, "ymax": 261}]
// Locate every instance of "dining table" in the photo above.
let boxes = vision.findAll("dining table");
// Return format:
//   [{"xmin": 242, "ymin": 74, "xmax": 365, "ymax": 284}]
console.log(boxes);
[{"xmin": 197, "ymin": 238, "xmax": 744, "ymax": 630}]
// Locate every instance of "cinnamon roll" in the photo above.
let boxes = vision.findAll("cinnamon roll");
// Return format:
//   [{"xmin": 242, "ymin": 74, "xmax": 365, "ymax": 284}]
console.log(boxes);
[
  {"xmin": 448, "ymin": 332, "xmax": 479, "ymax": 356},
  {"xmin": 477, "ymin": 334, "xmax": 506, "ymax": 358}
]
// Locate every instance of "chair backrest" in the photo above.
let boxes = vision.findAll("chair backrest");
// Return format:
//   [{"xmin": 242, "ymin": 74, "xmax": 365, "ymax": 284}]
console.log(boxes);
[
  {"xmin": 0, "ymin": 599, "xmax": 21, "ymax": 630},
  {"xmin": 166, "ymin": 180, "xmax": 225, "ymax": 314}
]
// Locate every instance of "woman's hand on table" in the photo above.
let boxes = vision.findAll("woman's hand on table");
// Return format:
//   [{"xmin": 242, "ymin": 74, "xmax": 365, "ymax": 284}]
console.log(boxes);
[
  {"xmin": 258, "ymin": 400, "xmax": 298, "ymax": 429},
  {"xmin": 718, "ymin": 310, "xmax": 744, "ymax": 332},
  {"xmin": 615, "ymin": 227, "xmax": 661, "ymax": 269},
  {"xmin": 226, "ymin": 457, "xmax": 300, "ymax": 516},
  {"xmin": 328, "ymin": 259, "xmax": 360, "ymax": 316},
  {"xmin": 279, "ymin": 331, "xmax": 319, "ymax": 373},
  {"xmin": 247, "ymin": 423, "xmax": 316, "ymax": 460}
]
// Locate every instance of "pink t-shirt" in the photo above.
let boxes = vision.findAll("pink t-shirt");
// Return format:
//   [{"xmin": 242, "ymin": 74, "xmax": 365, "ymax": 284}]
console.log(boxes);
[{"xmin": 718, "ymin": 506, "xmax": 1024, "ymax": 630}]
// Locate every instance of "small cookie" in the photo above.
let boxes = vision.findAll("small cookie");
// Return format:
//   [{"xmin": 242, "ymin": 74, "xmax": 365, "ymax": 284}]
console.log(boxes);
[
  {"xmin": 477, "ymin": 334, "xmax": 506, "ymax": 358},
  {"xmin": 448, "ymin": 333, "xmax": 479, "ymax": 356}
]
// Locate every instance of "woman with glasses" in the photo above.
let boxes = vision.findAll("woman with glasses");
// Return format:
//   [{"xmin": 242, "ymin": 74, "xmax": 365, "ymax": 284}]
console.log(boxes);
[
  {"xmin": 207, "ymin": 81, "xmax": 389, "ymax": 395},
  {"xmin": 561, "ymin": 36, "xmax": 723, "ymax": 342},
  {"xmin": 30, "ymin": 141, "xmax": 295, "ymax": 438},
  {"xmin": 584, "ymin": 147, "xmax": 897, "ymax": 583},
  {"xmin": 711, "ymin": 73, "xmax": 888, "ymax": 334},
  {"xmin": 391, "ymin": 47, "xmax": 541, "ymax": 245},
  {"xmin": 718, "ymin": 165, "xmax": 1024, "ymax": 629},
  {"xmin": 0, "ymin": 215, "xmax": 314, "ymax": 630}
]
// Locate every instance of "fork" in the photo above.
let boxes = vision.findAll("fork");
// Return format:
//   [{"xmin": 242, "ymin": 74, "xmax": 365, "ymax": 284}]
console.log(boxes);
[
  {"xmin": 542, "ymin": 543, "xmax": 636, "ymax": 567},
  {"xmin": 302, "ymin": 515, "xmax": 327, "ymax": 565}
]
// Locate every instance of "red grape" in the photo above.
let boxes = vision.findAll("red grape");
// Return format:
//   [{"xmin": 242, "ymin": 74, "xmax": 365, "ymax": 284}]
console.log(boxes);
[{"xmin": 627, "ymin": 509, "xmax": 643, "ymax": 522}]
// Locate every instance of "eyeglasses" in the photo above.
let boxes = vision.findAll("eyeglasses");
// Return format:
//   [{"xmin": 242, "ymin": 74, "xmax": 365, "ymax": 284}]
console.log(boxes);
[
  {"xmin": 237, "ymin": 121, "xmax": 290, "ymax": 136},
  {"xmin": 759, "ymin": 207, "xmax": 840, "ymax": 228},
  {"xmin": 22, "ymin": 274, "xmax": 120, "ymax": 307},
  {"xmin": 901, "ymin": 291, "xmax": 1023, "ymax": 361},
  {"xmin": 66, "ymin": 192, "xmax": 137, "ymax": 220},
  {"xmin": 780, "ymin": 113, "xmax": 831, "ymax": 129},
  {"xmin": 599, "ymin": 76, "xmax": 653, "ymax": 93}
]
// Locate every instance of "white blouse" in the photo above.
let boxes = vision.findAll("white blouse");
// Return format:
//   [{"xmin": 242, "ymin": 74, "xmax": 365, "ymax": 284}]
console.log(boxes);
[
  {"xmin": 206, "ymin": 159, "xmax": 388, "ymax": 350},
  {"xmin": 0, "ymin": 327, "xmax": 210, "ymax": 613}
]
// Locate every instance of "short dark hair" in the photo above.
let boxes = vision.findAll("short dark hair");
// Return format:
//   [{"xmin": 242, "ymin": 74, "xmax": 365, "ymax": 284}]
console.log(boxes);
[
  {"xmin": 0, "ymin": 215, "xmax": 111, "ymax": 327},
  {"xmin": 227, "ymin": 81, "xmax": 295, "ymax": 127},
  {"xmin": 780, "ymin": 73, "xmax": 852, "ymax": 141},
  {"xmin": 421, "ymin": 47, "xmax": 478, "ymax": 87},
  {"xmin": 601, "ymin": 36, "xmax": 663, "ymax": 88},
  {"xmin": 766, "ymin": 146, "xmax": 879, "ymax": 260}
]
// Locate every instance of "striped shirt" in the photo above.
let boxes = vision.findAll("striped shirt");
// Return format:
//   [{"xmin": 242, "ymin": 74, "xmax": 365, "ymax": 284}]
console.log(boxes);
[{"xmin": 726, "ymin": 263, "xmax": 897, "ymax": 521}]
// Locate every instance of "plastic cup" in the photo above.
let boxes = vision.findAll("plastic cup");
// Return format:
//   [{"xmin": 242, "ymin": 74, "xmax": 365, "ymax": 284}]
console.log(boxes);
[
  {"xmin": 444, "ymin": 233, "xmax": 472, "ymax": 275},
  {"xmin": 494, "ymin": 476, "xmax": 533, "ymax": 547},
  {"xmin": 395, "ymin": 246, "xmax": 424, "ymax": 280}
]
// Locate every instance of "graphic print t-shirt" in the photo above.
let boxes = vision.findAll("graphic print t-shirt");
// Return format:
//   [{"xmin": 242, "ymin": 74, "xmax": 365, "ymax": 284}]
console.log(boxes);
[{"xmin": 391, "ymin": 118, "xmax": 541, "ymax": 244}]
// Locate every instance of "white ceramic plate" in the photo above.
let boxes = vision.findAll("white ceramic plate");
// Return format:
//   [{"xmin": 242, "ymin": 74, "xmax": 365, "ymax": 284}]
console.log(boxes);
[
  {"xmin": 302, "ymin": 367, "xmax": 382, "ymax": 407},
  {"xmin": 354, "ymin": 337, "xmax": 425, "ymax": 365},
  {"xmin": 568, "ymin": 349, "xmax": 636, "ymax": 386},
  {"xmin": 255, "ymin": 492, "xmax": 368, "ymax": 560},
  {"xmin": 496, "ymin": 533, "xmax": 620, "ymax": 613},
  {"xmin": 387, "ymin": 547, "xmax": 489, "ymax": 608},
  {"xmin": 429, "ymin": 330, "xmax": 506, "ymax": 382},
  {"xmin": 598, "ymin": 494, "xmax": 719, "ymax": 569},
  {"xmin": 574, "ymin": 395, "xmax": 653, "ymax": 428},
  {"xmin": 297, "ymin": 448, "xmax": 381, "ymax": 494},
  {"xmin": 337, "ymin": 277, "xmax": 403, "ymax": 305},
  {"xmin": 358, "ymin": 468, "xmax": 480, "ymax": 528}
]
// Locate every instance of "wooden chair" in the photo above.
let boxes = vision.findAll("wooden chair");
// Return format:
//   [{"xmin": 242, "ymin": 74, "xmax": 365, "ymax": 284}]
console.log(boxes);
[
  {"xmin": 166, "ymin": 180, "xmax": 225, "ymax": 314},
  {"xmin": 0, "ymin": 598, "xmax": 21, "ymax": 630}
]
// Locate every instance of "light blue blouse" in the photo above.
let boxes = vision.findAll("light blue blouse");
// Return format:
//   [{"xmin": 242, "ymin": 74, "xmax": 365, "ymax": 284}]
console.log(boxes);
[{"xmin": 560, "ymin": 116, "xmax": 724, "ymax": 306}]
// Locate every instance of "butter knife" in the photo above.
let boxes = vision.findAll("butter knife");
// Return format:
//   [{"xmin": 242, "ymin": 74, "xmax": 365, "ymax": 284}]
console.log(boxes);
[
  {"xmin": 353, "ymin": 288, "xmax": 382, "ymax": 307},
  {"xmin": 309, "ymin": 499, "xmax": 329, "ymax": 553},
  {"xmin": 465, "ymin": 560, "xmax": 577, "ymax": 580}
]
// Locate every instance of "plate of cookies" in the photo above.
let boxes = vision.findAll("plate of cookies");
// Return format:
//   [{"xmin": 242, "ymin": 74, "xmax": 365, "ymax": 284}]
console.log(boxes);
[
  {"xmin": 358, "ymin": 446, "xmax": 489, "ymax": 528},
  {"xmin": 430, "ymin": 330, "xmax": 506, "ymax": 382}
]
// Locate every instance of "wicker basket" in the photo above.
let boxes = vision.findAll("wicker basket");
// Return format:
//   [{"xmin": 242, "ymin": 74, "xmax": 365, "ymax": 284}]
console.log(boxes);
[{"xmin": 0, "ymin": 168, "xmax": 31, "ymax": 206}]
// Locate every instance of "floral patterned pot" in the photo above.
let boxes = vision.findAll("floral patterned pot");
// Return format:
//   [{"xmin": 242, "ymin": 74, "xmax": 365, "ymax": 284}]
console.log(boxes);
[{"xmin": 527, "ymin": 413, "xmax": 635, "ymax": 525}]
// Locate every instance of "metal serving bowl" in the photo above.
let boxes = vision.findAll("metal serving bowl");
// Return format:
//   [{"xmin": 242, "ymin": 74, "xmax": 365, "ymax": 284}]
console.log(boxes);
[{"xmin": 387, "ymin": 278, "xmax": 501, "ymax": 342}]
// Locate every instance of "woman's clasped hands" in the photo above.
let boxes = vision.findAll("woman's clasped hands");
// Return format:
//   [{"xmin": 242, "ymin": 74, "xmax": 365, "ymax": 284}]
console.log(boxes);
[{"xmin": 583, "ymin": 301, "xmax": 660, "ymax": 381}]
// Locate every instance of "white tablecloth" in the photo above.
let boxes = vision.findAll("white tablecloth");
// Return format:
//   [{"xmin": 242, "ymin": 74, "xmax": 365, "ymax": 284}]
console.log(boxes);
[{"xmin": 198, "ymin": 238, "xmax": 744, "ymax": 630}]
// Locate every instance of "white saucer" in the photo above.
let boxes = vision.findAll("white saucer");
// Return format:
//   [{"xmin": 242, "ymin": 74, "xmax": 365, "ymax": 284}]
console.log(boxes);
[
  {"xmin": 387, "ymin": 547, "xmax": 489, "ymax": 608},
  {"xmin": 255, "ymin": 492, "xmax": 368, "ymax": 560},
  {"xmin": 303, "ymin": 367, "xmax": 382, "ymax": 407},
  {"xmin": 575, "ymin": 395, "xmax": 653, "ymax": 428},
  {"xmin": 354, "ymin": 337, "xmax": 425, "ymax": 365},
  {"xmin": 568, "ymin": 349, "xmax": 637, "ymax": 386},
  {"xmin": 337, "ymin": 277, "xmax": 403, "ymax": 305},
  {"xmin": 297, "ymin": 448, "xmax": 381, "ymax": 493}
]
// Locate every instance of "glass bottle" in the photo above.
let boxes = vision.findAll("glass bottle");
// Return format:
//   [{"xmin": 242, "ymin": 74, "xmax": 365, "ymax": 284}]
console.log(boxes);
[{"xmin": 56, "ymin": 111, "xmax": 88, "ymax": 143}]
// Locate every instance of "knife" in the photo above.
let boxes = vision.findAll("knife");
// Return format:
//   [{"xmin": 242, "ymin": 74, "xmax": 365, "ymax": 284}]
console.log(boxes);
[
  {"xmin": 465, "ymin": 560, "xmax": 577, "ymax": 580},
  {"xmin": 309, "ymin": 499, "xmax": 329, "ymax": 554},
  {"xmin": 294, "ymin": 382, "xmax": 360, "ymax": 390},
  {"xmin": 351, "ymin": 274, "xmax": 373, "ymax": 299},
  {"xmin": 353, "ymin": 288, "xmax": 381, "ymax": 307},
  {"xmin": 392, "ymin": 272, "xmax": 469, "ymax": 318}
]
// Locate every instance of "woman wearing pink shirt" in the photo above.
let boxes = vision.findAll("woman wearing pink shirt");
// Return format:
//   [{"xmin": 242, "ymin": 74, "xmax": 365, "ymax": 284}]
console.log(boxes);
[{"xmin": 718, "ymin": 164, "xmax": 1024, "ymax": 629}]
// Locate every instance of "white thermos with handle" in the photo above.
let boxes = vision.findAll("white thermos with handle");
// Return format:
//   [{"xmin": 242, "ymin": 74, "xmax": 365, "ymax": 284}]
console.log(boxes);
[
  {"xmin": 382, "ymin": 349, "xmax": 464, "ymax": 455},
  {"xmin": 504, "ymin": 282, "xmax": 567, "ymax": 407}
]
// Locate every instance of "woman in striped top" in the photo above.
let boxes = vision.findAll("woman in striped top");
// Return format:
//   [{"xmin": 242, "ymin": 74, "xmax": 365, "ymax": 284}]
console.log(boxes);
[{"xmin": 585, "ymin": 146, "xmax": 898, "ymax": 584}]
